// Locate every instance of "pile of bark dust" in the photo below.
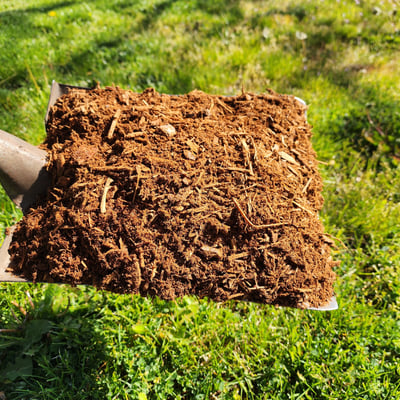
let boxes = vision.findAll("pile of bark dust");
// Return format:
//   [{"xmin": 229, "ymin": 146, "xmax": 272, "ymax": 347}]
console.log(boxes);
[{"xmin": 9, "ymin": 86, "xmax": 338, "ymax": 308}]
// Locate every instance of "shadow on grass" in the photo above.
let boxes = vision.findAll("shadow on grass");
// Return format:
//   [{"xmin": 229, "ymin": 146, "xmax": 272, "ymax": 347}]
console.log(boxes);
[
  {"xmin": 49, "ymin": 0, "xmax": 243, "ymax": 93},
  {"xmin": 138, "ymin": 0, "xmax": 179, "ymax": 31},
  {"xmin": 284, "ymin": 24, "xmax": 400, "ymax": 163},
  {"xmin": 0, "ymin": 285, "xmax": 111, "ymax": 399},
  {"xmin": 310, "ymin": 71, "xmax": 400, "ymax": 163},
  {"xmin": 0, "ymin": 1, "xmax": 78, "ymax": 90},
  {"xmin": 0, "ymin": 0, "xmax": 244, "ymax": 90}
]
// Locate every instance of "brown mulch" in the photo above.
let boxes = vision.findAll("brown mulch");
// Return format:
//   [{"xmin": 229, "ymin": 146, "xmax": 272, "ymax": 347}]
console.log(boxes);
[{"xmin": 9, "ymin": 86, "xmax": 337, "ymax": 308}]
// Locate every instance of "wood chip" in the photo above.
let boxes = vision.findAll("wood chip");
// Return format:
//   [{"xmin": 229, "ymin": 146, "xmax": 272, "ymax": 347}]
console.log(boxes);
[
  {"xmin": 159, "ymin": 123, "xmax": 176, "ymax": 137},
  {"xmin": 107, "ymin": 109, "xmax": 121, "ymax": 139},
  {"xmin": 100, "ymin": 177, "xmax": 114, "ymax": 214},
  {"xmin": 278, "ymin": 151, "xmax": 299, "ymax": 165},
  {"xmin": 184, "ymin": 150, "xmax": 196, "ymax": 160},
  {"xmin": 200, "ymin": 245, "xmax": 223, "ymax": 259}
]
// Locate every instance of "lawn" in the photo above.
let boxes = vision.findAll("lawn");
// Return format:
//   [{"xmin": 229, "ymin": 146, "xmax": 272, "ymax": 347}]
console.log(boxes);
[{"xmin": 1, "ymin": 0, "xmax": 400, "ymax": 399}]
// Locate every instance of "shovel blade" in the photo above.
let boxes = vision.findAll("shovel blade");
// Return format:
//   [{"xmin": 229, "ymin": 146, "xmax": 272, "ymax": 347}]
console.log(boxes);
[
  {"xmin": 0, "ymin": 82, "xmax": 338, "ymax": 311},
  {"xmin": 0, "ymin": 82, "xmax": 91, "ymax": 284},
  {"xmin": 45, "ymin": 81, "xmax": 93, "ymax": 124},
  {"xmin": 0, "ymin": 129, "xmax": 49, "ymax": 213},
  {"xmin": 0, "ymin": 227, "xmax": 27, "ymax": 282}
]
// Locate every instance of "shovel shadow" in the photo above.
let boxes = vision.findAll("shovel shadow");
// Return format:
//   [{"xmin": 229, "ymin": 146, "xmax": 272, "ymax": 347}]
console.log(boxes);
[{"xmin": 0, "ymin": 285, "xmax": 111, "ymax": 398}]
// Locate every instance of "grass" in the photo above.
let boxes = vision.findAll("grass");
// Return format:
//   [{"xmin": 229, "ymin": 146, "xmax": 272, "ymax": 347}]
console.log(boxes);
[{"xmin": 0, "ymin": 0, "xmax": 400, "ymax": 398}]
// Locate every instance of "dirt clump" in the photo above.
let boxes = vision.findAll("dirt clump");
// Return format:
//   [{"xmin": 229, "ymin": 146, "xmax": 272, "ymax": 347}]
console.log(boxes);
[{"xmin": 9, "ymin": 86, "xmax": 337, "ymax": 308}]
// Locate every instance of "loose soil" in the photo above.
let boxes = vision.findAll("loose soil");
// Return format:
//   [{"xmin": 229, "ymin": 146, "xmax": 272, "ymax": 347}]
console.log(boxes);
[{"xmin": 9, "ymin": 86, "xmax": 337, "ymax": 308}]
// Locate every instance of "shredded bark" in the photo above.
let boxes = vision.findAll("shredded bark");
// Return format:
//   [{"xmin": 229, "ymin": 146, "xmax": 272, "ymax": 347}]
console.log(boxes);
[{"xmin": 9, "ymin": 86, "xmax": 338, "ymax": 308}]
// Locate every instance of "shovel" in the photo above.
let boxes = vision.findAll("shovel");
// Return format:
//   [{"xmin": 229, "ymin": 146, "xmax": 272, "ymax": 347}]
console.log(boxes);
[
  {"xmin": 0, "ymin": 81, "xmax": 338, "ymax": 311},
  {"xmin": 0, "ymin": 82, "xmax": 85, "ymax": 283}
]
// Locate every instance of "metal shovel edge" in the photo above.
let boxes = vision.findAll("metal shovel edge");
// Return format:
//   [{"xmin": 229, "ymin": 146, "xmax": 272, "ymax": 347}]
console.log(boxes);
[{"xmin": 0, "ymin": 81, "xmax": 338, "ymax": 311}]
